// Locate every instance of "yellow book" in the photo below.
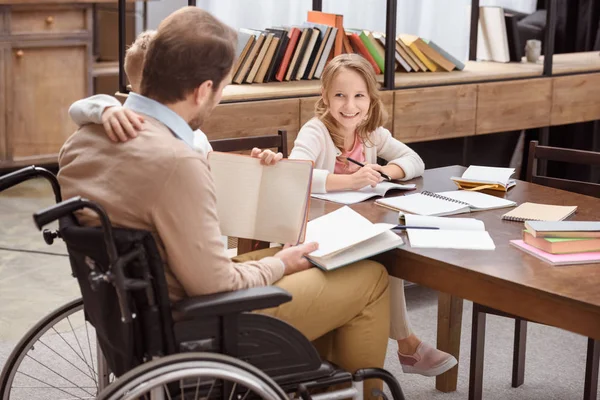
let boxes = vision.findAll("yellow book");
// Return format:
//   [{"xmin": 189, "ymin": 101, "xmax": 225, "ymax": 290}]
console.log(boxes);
[{"xmin": 398, "ymin": 34, "xmax": 439, "ymax": 72}]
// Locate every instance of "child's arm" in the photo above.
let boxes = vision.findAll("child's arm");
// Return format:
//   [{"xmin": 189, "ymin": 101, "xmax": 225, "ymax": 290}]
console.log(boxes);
[
  {"xmin": 69, "ymin": 95, "xmax": 144, "ymax": 142},
  {"xmin": 375, "ymin": 128, "xmax": 425, "ymax": 180}
]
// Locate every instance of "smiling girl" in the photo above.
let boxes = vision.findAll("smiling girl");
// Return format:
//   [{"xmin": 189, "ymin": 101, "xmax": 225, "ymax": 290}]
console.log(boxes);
[{"xmin": 289, "ymin": 54, "xmax": 456, "ymax": 377}]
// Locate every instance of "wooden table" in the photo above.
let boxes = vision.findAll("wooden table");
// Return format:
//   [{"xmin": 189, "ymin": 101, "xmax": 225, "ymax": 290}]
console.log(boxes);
[{"xmin": 308, "ymin": 165, "xmax": 600, "ymax": 393}]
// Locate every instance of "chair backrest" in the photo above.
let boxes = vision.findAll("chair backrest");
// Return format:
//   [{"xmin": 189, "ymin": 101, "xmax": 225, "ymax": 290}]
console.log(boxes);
[
  {"xmin": 209, "ymin": 129, "xmax": 288, "ymax": 156},
  {"xmin": 526, "ymin": 140, "xmax": 600, "ymax": 198},
  {"xmin": 34, "ymin": 199, "xmax": 176, "ymax": 377}
]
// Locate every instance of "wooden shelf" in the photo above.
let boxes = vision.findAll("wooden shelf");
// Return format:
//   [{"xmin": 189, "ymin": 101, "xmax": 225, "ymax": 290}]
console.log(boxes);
[
  {"xmin": 92, "ymin": 61, "xmax": 119, "ymax": 78},
  {"xmin": 549, "ymin": 51, "xmax": 600, "ymax": 74}
]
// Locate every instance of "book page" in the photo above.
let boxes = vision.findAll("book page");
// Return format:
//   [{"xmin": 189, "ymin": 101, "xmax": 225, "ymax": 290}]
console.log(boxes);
[
  {"xmin": 256, "ymin": 159, "xmax": 313, "ymax": 244},
  {"xmin": 311, "ymin": 182, "xmax": 415, "ymax": 205},
  {"xmin": 460, "ymin": 165, "xmax": 515, "ymax": 185},
  {"xmin": 437, "ymin": 190, "xmax": 516, "ymax": 211},
  {"xmin": 304, "ymin": 206, "xmax": 395, "ymax": 257},
  {"xmin": 209, "ymin": 152, "xmax": 262, "ymax": 239},
  {"xmin": 376, "ymin": 193, "xmax": 469, "ymax": 216},
  {"xmin": 408, "ymin": 229, "xmax": 496, "ymax": 250},
  {"xmin": 310, "ymin": 230, "xmax": 404, "ymax": 271},
  {"xmin": 404, "ymin": 214, "xmax": 485, "ymax": 231}
]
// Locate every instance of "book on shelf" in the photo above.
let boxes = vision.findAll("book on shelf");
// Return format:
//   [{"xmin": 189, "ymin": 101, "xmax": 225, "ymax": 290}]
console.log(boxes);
[
  {"xmin": 504, "ymin": 12, "xmax": 523, "ymax": 62},
  {"xmin": 397, "ymin": 37, "xmax": 427, "ymax": 71},
  {"xmin": 477, "ymin": 6, "xmax": 510, "ymax": 63},
  {"xmin": 373, "ymin": 33, "xmax": 410, "ymax": 72},
  {"xmin": 313, "ymin": 26, "xmax": 337, "ymax": 79},
  {"xmin": 403, "ymin": 214, "xmax": 495, "ymax": 250},
  {"xmin": 510, "ymin": 240, "xmax": 600, "ymax": 266},
  {"xmin": 265, "ymin": 28, "xmax": 290, "ymax": 82},
  {"xmin": 359, "ymin": 30, "xmax": 385, "ymax": 72},
  {"xmin": 501, "ymin": 203, "xmax": 578, "ymax": 222},
  {"xmin": 208, "ymin": 152, "xmax": 313, "ymax": 245},
  {"xmin": 395, "ymin": 39, "xmax": 419, "ymax": 71},
  {"xmin": 231, "ymin": 30, "xmax": 255, "ymax": 80},
  {"xmin": 233, "ymin": 29, "xmax": 264, "ymax": 84},
  {"xmin": 376, "ymin": 190, "xmax": 516, "ymax": 216},
  {"xmin": 295, "ymin": 28, "xmax": 320, "ymax": 80},
  {"xmin": 399, "ymin": 34, "xmax": 455, "ymax": 72},
  {"xmin": 301, "ymin": 22, "xmax": 330, "ymax": 79},
  {"xmin": 303, "ymin": 206, "xmax": 403, "ymax": 271},
  {"xmin": 246, "ymin": 32, "xmax": 274, "ymax": 83},
  {"xmin": 451, "ymin": 165, "xmax": 516, "ymax": 191},
  {"xmin": 307, "ymin": 10, "xmax": 345, "ymax": 57},
  {"xmin": 523, "ymin": 221, "xmax": 600, "ymax": 238},
  {"xmin": 311, "ymin": 181, "xmax": 416, "ymax": 205},
  {"xmin": 398, "ymin": 34, "xmax": 439, "ymax": 71},
  {"xmin": 286, "ymin": 27, "xmax": 311, "ymax": 81},
  {"xmin": 523, "ymin": 230, "xmax": 600, "ymax": 254},
  {"xmin": 275, "ymin": 28, "xmax": 301, "ymax": 82},
  {"xmin": 423, "ymin": 39, "xmax": 465, "ymax": 70},
  {"xmin": 347, "ymin": 32, "xmax": 381, "ymax": 73}
]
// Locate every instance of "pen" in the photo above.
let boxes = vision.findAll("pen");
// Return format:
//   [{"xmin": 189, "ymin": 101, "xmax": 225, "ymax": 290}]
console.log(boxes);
[
  {"xmin": 392, "ymin": 225, "xmax": 440, "ymax": 230},
  {"xmin": 346, "ymin": 157, "xmax": 392, "ymax": 181}
]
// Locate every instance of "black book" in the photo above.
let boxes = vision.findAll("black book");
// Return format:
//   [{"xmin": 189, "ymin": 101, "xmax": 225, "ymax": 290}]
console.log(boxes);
[
  {"xmin": 265, "ymin": 28, "xmax": 289, "ymax": 82},
  {"xmin": 504, "ymin": 12, "xmax": 523, "ymax": 62}
]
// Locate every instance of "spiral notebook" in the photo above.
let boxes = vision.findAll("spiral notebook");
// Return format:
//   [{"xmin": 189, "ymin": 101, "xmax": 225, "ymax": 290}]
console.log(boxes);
[
  {"xmin": 501, "ymin": 202, "xmax": 577, "ymax": 222},
  {"xmin": 375, "ymin": 190, "xmax": 516, "ymax": 216}
]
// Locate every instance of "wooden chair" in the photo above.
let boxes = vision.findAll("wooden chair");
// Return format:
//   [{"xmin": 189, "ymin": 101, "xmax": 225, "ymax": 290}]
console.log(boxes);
[
  {"xmin": 526, "ymin": 140, "xmax": 600, "ymax": 198},
  {"xmin": 469, "ymin": 140, "xmax": 600, "ymax": 400},
  {"xmin": 209, "ymin": 129, "xmax": 288, "ymax": 255}
]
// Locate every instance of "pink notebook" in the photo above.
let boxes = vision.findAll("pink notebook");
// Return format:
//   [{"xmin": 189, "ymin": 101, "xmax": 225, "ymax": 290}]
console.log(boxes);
[{"xmin": 510, "ymin": 240, "xmax": 600, "ymax": 266}]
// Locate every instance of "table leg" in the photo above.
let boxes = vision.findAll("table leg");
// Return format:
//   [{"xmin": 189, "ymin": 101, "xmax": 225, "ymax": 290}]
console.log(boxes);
[{"xmin": 436, "ymin": 293, "xmax": 463, "ymax": 392}]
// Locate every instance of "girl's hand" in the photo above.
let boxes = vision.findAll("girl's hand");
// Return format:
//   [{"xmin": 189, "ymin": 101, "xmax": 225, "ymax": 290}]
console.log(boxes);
[
  {"xmin": 350, "ymin": 164, "xmax": 383, "ymax": 189},
  {"xmin": 101, "ymin": 106, "xmax": 144, "ymax": 142},
  {"xmin": 250, "ymin": 148, "xmax": 283, "ymax": 165}
]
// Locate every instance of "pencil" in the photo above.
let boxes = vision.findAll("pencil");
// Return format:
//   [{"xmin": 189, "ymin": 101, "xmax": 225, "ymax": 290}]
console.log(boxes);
[{"xmin": 346, "ymin": 157, "xmax": 392, "ymax": 181}]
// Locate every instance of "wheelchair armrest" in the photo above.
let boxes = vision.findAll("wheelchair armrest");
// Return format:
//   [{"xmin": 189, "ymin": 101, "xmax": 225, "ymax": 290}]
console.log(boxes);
[{"xmin": 172, "ymin": 286, "xmax": 292, "ymax": 320}]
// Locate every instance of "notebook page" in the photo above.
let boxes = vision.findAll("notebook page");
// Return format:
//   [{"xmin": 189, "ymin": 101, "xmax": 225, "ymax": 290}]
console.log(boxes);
[
  {"xmin": 311, "ymin": 182, "xmax": 415, "ymax": 205},
  {"xmin": 461, "ymin": 165, "xmax": 515, "ymax": 185},
  {"xmin": 209, "ymin": 152, "xmax": 262, "ymax": 239},
  {"xmin": 437, "ymin": 190, "xmax": 516, "ymax": 211},
  {"xmin": 257, "ymin": 159, "xmax": 313, "ymax": 244},
  {"xmin": 304, "ymin": 206, "xmax": 395, "ymax": 257},
  {"xmin": 408, "ymin": 229, "xmax": 496, "ymax": 250},
  {"xmin": 376, "ymin": 193, "xmax": 468, "ymax": 216},
  {"xmin": 404, "ymin": 214, "xmax": 485, "ymax": 231}
]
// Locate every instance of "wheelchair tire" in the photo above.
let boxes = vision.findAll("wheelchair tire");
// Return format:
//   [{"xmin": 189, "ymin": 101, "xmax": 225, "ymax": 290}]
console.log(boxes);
[
  {"xmin": 97, "ymin": 352, "xmax": 289, "ymax": 400},
  {"xmin": 0, "ymin": 297, "xmax": 111, "ymax": 400}
]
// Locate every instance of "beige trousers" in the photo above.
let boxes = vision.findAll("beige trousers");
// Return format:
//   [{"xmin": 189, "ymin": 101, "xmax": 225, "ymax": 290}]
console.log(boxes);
[{"xmin": 233, "ymin": 248, "xmax": 390, "ymax": 400}]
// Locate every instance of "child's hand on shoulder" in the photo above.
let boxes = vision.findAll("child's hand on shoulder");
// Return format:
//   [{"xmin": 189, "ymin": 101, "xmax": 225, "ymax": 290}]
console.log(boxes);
[
  {"xmin": 101, "ymin": 106, "xmax": 144, "ymax": 142},
  {"xmin": 350, "ymin": 164, "xmax": 384, "ymax": 189}
]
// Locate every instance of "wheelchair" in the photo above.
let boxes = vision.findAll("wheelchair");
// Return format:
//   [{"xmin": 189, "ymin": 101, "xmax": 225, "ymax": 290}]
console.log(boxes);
[{"xmin": 0, "ymin": 166, "xmax": 407, "ymax": 400}]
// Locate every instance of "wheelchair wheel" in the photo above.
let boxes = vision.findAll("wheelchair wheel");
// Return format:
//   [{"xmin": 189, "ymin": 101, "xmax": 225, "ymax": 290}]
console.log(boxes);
[
  {"xmin": 0, "ymin": 298, "xmax": 112, "ymax": 400},
  {"xmin": 97, "ymin": 353, "xmax": 288, "ymax": 400}
]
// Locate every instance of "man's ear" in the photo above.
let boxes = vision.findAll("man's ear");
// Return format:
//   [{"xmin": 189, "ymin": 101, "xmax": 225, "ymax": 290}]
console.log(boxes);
[{"xmin": 194, "ymin": 80, "xmax": 214, "ymax": 105}]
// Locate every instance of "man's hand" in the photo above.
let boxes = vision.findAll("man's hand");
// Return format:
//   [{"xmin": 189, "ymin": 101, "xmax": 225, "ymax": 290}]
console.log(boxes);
[
  {"xmin": 101, "ymin": 106, "xmax": 144, "ymax": 142},
  {"xmin": 349, "ymin": 164, "xmax": 384, "ymax": 189},
  {"xmin": 251, "ymin": 148, "xmax": 283, "ymax": 165},
  {"xmin": 274, "ymin": 242, "xmax": 319, "ymax": 276}
]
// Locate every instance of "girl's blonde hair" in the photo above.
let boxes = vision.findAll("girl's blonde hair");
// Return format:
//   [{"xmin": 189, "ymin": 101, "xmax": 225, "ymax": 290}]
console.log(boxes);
[{"xmin": 315, "ymin": 54, "xmax": 387, "ymax": 154}]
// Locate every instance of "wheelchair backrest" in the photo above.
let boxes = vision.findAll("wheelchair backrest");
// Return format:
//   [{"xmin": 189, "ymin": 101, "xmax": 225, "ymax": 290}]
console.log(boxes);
[{"xmin": 58, "ymin": 215, "xmax": 176, "ymax": 376}]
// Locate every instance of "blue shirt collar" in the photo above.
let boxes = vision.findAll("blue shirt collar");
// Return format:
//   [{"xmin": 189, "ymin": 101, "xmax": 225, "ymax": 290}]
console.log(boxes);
[{"xmin": 124, "ymin": 92, "xmax": 195, "ymax": 148}]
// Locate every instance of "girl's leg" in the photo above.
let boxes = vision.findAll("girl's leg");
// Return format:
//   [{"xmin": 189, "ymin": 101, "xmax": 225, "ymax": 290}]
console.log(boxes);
[{"xmin": 389, "ymin": 277, "xmax": 458, "ymax": 377}]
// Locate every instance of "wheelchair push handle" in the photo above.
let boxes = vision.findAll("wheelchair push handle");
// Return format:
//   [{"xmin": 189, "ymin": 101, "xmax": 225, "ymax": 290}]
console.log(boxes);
[{"xmin": 0, "ymin": 165, "xmax": 62, "ymax": 203}]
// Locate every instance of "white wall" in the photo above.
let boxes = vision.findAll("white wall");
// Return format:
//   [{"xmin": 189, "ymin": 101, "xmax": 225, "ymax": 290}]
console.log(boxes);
[{"xmin": 145, "ymin": 0, "xmax": 538, "ymax": 64}]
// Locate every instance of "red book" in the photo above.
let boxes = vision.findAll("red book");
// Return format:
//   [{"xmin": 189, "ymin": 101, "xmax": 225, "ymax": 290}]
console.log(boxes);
[
  {"xmin": 275, "ymin": 28, "xmax": 301, "ymax": 82},
  {"xmin": 348, "ymin": 33, "xmax": 381, "ymax": 74}
]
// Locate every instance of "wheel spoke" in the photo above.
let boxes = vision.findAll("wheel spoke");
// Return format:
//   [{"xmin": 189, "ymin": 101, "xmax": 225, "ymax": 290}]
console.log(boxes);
[
  {"xmin": 36, "ymin": 338, "xmax": 96, "ymax": 382},
  {"xmin": 67, "ymin": 316, "xmax": 96, "ymax": 381},
  {"xmin": 84, "ymin": 320, "xmax": 98, "ymax": 389},
  {"xmin": 14, "ymin": 370, "xmax": 88, "ymax": 399},
  {"xmin": 23, "ymin": 355, "xmax": 95, "ymax": 397}
]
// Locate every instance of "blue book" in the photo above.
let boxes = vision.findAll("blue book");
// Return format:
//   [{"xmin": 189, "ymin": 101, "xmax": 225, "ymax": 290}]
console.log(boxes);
[{"xmin": 423, "ymin": 39, "xmax": 465, "ymax": 70}]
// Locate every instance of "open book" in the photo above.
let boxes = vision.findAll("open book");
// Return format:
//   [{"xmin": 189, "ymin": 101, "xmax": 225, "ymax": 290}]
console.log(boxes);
[
  {"xmin": 404, "ymin": 214, "xmax": 495, "ymax": 250},
  {"xmin": 451, "ymin": 165, "xmax": 516, "ymax": 191},
  {"xmin": 311, "ymin": 181, "xmax": 416, "ymax": 205},
  {"xmin": 208, "ymin": 152, "xmax": 313, "ymax": 245},
  {"xmin": 376, "ymin": 190, "xmax": 516, "ymax": 216},
  {"xmin": 304, "ymin": 206, "xmax": 403, "ymax": 270}
]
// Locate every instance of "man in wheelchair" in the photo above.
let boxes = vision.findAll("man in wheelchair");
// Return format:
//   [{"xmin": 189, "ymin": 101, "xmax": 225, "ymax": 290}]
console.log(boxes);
[{"xmin": 55, "ymin": 7, "xmax": 403, "ymax": 399}]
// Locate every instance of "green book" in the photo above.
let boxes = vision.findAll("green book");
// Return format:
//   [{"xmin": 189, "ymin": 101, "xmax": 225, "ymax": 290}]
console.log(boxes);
[{"xmin": 359, "ymin": 31, "xmax": 385, "ymax": 73}]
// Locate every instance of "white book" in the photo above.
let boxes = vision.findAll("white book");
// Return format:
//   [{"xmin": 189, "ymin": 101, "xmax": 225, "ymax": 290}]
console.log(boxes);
[
  {"xmin": 404, "ymin": 214, "xmax": 495, "ymax": 250},
  {"xmin": 208, "ymin": 152, "xmax": 313, "ymax": 245},
  {"xmin": 477, "ymin": 6, "xmax": 510, "ymax": 63},
  {"xmin": 311, "ymin": 182, "xmax": 416, "ymax": 205},
  {"xmin": 304, "ymin": 206, "xmax": 402, "ymax": 270},
  {"xmin": 451, "ymin": 165, "xmax": 516, "ymax": 191},
  {"xmin": 375, "ymin": 190, "xmax": 516, "ymax": 216}
]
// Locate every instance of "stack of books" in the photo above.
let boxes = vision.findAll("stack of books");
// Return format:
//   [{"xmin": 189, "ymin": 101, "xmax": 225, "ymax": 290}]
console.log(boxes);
[
  {"xmin": 510, "ymin": 221, "xmax": 600, "ymax": 266},
  {"xmin": 231, "ymin": 10, "xmax": 465, "ymax": 85}
]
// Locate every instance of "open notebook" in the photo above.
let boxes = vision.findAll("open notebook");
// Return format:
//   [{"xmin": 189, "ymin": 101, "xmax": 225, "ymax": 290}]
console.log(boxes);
[
  {"xmin": 376, "ymin": 190, "xmax": 516, "ymax": 216},
  {"xmin": 303, "ymin": 206, "xmax": 403, "ymax": 270},
  {"xmin": 208, "ymin": 152, "xmax": 313, "ymax": 245},
  {"xmin": 404, "ymin": 214, "xmax": 496, "ymax": 250},
  {"xmin": 311, "ymin": 181, "xmax": 416, "ymax": 205},
  {"xmin": 451, "ymin": 165, "xmax": 516, "ymax": 191}
]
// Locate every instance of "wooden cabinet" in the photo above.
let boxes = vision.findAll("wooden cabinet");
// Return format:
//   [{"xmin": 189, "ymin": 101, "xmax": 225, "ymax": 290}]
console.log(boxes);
[
  {"xmin": 551, "ymin": 73, "xmax": 600, "ymax": 126},
  {"xmin": 0, "ymin": 3, "xmax": 92, "ymax": 167}
]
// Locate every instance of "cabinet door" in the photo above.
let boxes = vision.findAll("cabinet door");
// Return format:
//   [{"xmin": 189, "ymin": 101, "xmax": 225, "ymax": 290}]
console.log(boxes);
[{"xmin": 8, "ymin": 43, "xmax": 89, "ymax": 161}]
